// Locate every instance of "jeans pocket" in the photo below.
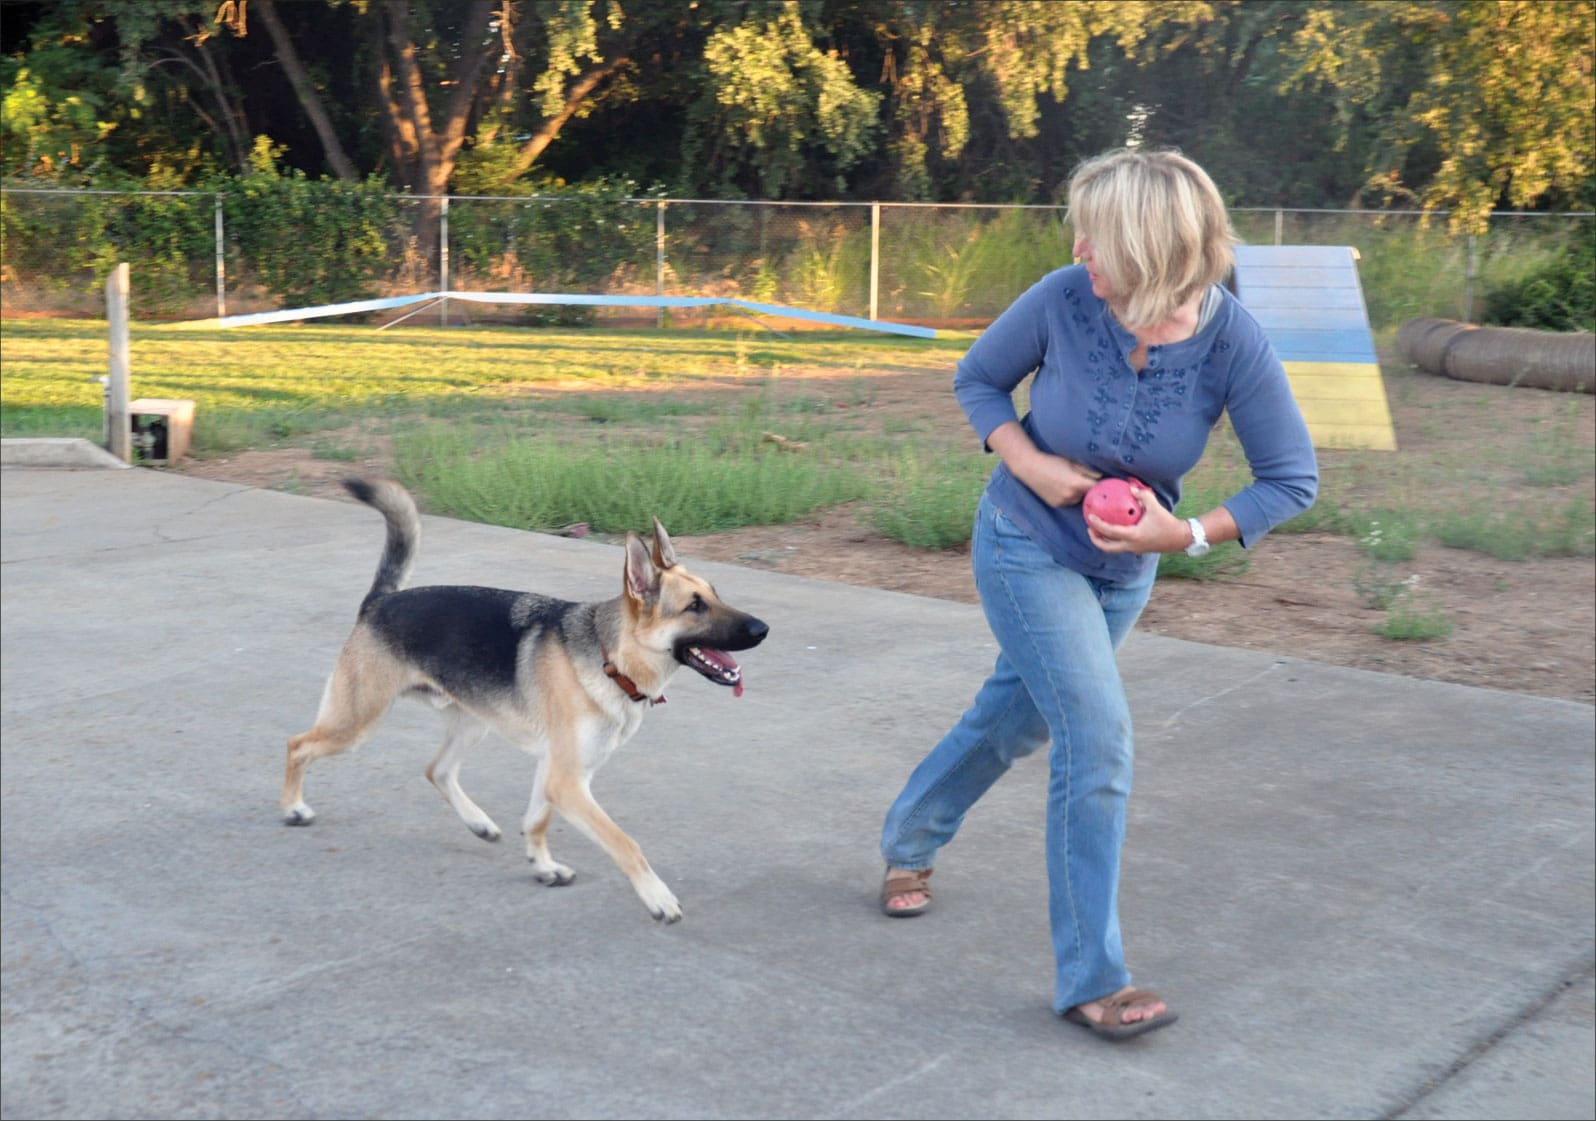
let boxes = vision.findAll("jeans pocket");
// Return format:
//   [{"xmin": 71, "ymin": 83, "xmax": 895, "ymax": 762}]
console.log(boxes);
[
  {"xmin": 990, "ymin": 507, "xmax": 1026, "ymax": 541},
  {"xmin": 978, "ymin": 505, "xmax": 1048, "ymax": 589}
]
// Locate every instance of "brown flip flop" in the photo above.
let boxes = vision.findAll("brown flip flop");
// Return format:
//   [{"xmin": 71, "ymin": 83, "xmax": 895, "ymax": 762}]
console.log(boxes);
[
  {"xmin": 1063, "ymin": 988, "xmax": 1179, "ymax": 1040},
  {"xmin": 880, "ymin": 867, "xmax": 933, "ymax": 917}
]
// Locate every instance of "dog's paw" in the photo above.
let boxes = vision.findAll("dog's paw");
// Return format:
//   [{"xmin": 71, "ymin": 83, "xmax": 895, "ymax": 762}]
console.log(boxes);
[
  {"xmin": 469, "ymin": 820, "xmax": 503, "ymax": 843},
  {"xmin": 529, "ymin": 858, "xmax": 576, "ymax": 886},
  {"xmin": 283, "ymin": 803, "xmax": 316, "ymax": 826},
  {"xmin": 637, "ymin": 877, "xmax": 682, "ymax": 923}
]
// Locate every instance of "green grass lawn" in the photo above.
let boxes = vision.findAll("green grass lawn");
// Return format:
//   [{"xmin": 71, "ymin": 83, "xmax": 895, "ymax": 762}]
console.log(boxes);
[
  {"xmin": 1, "ymin": 318, "xmax": 987, "ymax": 537},
  {"xmin": 3, "ymin": 318, "xmax": 1591, "ymax": 566},
  {"xmin": 0, "ymin": 318, "xmax": 971, "ymax": 441}
]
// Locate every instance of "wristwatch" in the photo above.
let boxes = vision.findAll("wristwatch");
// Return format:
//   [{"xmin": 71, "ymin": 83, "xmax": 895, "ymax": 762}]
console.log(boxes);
[{"xmin": 1184, "ymin": 517, "xmax": 1211, "ymax": 557}]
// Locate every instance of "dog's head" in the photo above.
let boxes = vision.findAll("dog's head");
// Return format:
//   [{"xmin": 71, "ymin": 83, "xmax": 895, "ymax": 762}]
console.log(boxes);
[{"xmin": 622, "ymin": 519, "xmax": 768, "ymax": 694}]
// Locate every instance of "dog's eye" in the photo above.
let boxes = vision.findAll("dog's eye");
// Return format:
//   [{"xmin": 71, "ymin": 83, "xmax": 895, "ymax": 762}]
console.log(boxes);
[{"xmin": 686, "ymin": 594, "xmax": 708, "ymax": 614}]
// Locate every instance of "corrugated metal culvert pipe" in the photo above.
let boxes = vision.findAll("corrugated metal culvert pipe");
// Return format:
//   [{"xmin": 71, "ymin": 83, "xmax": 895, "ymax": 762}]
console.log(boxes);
[{"xmin": 1397, "ymin": 318, "xmax": 1595, "ymax": 393}]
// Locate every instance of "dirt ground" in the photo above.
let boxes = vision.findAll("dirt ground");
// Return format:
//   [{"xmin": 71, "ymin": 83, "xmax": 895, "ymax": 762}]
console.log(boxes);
[{"xmin": 173, "ymin": 366, "xmax": 1595, "ymax": 707}]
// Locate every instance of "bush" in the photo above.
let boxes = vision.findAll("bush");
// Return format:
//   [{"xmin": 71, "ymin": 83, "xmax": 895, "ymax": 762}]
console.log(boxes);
[
  {"xmin": 0, "ymin": 175, "xmax": 214, "ymax": 316},
  {"xmin": 223, "ymin": 139, "xmax": 398, "ymax": 307},
  {"xmin": 1481, "ymin": 229, "xmax": 1596, "ymax": 332},
  {"xmin": 446, "ymin": 177, "xmax": 656, "ymax": 325}
]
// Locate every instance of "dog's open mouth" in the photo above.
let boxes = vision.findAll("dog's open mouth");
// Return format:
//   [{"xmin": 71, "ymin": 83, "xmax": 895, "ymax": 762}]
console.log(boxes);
[{"xmin": 681, "ymin": 645, "xmax": 745, "ymax": 696}]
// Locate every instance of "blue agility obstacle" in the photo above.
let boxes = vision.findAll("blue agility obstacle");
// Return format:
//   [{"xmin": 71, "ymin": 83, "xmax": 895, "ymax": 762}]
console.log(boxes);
[
  {"xmin": 184, "ymin": 291, "xmax": 938, "ymax": 340},
  {"xmin": 1232, "ymin": 245, "xmax": 1397, "ymax": 451}
]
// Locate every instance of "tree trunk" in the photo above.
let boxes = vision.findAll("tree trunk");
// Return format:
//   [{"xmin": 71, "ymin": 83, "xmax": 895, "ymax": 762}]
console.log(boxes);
[
  {"xmin": 253, "ymin": 0, "xmax": 360, "ymax": 181},
  {"xmin": 379, "ymin": 0, "xmax": 496, "ymax": 195},
  {"xmin": 510, "ymin": 54, "xmax": 631, "ymax": 178},
  {"xmin": 375, "ymin": 0, "xmax": 497, "ymax": 274}
]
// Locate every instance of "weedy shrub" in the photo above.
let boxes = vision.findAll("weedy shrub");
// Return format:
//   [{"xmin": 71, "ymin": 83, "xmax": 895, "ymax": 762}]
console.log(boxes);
[
  {"xmin": 1375, "ymin": 599, "xmax": 1455, "ymax": 641},
  {"xmin": 1520, "ymin": 402, "xmax": 1594, "ymax": 486},
  {"xmin": 1355, "ymin": 514, "xmax": 1420, "ymax": 563},
  {"xmin": 393, "ymin": 423, "xmax": 872, "ymax": 534},
  {"xmin": 869, "ymin": 450, "xmax": 991, "ymax": 549},
  {"xmin": 1482, "ymin": 227, "xmax": 1596, "ymax": 333},
  {"xmin": 1158, "ymin": 460, "xmax": 1252, "ymax": 581},
  {"xmin": 1430, "ymin": 500, "xmax": 1595, "ymax": 560},
  {"xmin": 781, "ymin": 221, "xmax": 871, "ymax": 314}
]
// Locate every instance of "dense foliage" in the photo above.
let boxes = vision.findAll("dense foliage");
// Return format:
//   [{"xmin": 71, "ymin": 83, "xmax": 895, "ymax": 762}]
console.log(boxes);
[
  {"xmin": 2, "ymin": 1, "xmax": 1590, "ymax": 231},
  {"xmin": 1482, "ymin": 229, "xmax": 1596, "ymax": 333}
]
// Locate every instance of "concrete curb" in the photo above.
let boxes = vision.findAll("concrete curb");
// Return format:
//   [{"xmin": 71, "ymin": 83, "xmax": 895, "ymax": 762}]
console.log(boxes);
[{"xmin": 0, "ymin": 437, "xmax": 131, "ymax": 469}]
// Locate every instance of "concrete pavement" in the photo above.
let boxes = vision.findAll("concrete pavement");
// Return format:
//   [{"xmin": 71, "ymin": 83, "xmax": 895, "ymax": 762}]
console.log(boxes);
[{"xmin": 3, "ymin": 464, "xmax": 1592, "ymax": 1120}]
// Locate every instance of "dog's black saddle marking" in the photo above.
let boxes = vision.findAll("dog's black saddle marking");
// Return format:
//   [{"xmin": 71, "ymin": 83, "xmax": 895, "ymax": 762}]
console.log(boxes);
[{"xmin": 369, "ymin": 586, "xmax": 570, "ymax": 699}]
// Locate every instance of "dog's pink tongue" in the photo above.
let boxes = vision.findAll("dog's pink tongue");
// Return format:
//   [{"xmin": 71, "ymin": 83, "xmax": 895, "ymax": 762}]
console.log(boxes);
[{"xmin": 734, "ymin": 680, "xmax": 744, "ymax": 698}]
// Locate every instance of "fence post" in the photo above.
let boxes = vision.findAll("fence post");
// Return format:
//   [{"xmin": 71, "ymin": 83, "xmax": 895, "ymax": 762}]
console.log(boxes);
[
  {"xmin": 1463, "ymin": 233, "xmax": 1479, "ymax": 322},
  {"xmin": 656, "ymin": 199, "xmax": 666, "ymax": 328},
  {"xmin": 870, "ymin": 202, "xmax": 881, "ymax": 322},
  {"xmin": 1275, "ymin": 209, "xmax": 1284, "ymax": 245},
  {"xmin": 439, "ymin": 195, "xmax": 450, "ymax": 326},
  {"xmin": 214, "ymin": 193, "xmax": 227, "ymax": 319},
  {"xmin": 105, "ymin": 263, "xmax": 132, "ymax": 464}
]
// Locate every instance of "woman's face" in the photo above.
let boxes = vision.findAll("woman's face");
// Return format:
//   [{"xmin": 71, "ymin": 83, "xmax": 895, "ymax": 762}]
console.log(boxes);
[{"xmin": 1072, "ymin": 234, "xmax": 1116, "ymax": 302}]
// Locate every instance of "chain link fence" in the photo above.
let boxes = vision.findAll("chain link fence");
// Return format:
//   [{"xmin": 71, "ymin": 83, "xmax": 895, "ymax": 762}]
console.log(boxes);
[{"xmin": 2, "ymin": 187, "xmax": 1590, "ymax": 331}]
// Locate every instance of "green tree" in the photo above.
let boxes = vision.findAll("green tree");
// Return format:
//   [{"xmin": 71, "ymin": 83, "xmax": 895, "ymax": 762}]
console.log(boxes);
[
  {"xmin": 1, "ymin": 59, "xmax": 114, "ymax": 181},
  {"xmin": 4, "ymin": 0, "xmax": 1591, "ymax": 217},
  {"xmin": 1072, "ymin": 1, "xmax": 1371, "ymax": 208},
  {"xmin": 681, "ymin": 2, "xmax": 881, "ymax": 198},
  {"xmin": 1, "ymin": 0, "xmax": 246, "ymax": 182},
  {"xmin": 1285, "ymin": 0, "xmax": 1595, "ymax": 231},
  {"xmin": 836, "ymin": 0, "xmax": 1215, "ymax": 200}
]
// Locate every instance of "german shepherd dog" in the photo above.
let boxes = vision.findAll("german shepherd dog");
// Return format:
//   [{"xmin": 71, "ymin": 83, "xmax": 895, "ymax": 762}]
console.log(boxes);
[{"xmin": 280, "ymin": 478, "xmax": 769, "ymax": 922}]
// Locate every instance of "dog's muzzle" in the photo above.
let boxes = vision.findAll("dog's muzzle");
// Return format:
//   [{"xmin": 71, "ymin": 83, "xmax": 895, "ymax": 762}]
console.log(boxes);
[{"xmin": 676, "ymin": 616, "xmax": 768, "ymax": 697}]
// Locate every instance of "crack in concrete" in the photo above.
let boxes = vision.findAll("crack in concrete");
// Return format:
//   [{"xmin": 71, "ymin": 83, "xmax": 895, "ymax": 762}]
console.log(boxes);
[{"xmin": 1381, "ymin": 957, "xmax": 1596, "ymax": 1120}]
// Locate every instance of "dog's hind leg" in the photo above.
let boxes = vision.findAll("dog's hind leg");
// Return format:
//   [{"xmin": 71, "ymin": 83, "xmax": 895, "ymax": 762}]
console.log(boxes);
[
  {"xmin": 281, "ymin": 635, "xmax": 401, "ymax": 825},
  {"xmin": 425, "ymin": 710, "xmax": 500, "ymax": 841},
  {"xmin": 522, "ymin": 760, "xmax": 576, "ymax": 886}
]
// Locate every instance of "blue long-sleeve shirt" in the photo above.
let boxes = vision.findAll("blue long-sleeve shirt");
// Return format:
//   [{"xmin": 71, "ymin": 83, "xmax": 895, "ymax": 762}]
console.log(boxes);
[{"xmin": 956, "ymin": 264, "xmax": 1319, "ymax": 581}]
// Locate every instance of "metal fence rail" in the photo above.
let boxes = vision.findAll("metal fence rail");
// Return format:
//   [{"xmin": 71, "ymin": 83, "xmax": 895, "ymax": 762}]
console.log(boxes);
[{"xmin": 1, "ymin": 188, "xmax": 1589, "ymax": 330}]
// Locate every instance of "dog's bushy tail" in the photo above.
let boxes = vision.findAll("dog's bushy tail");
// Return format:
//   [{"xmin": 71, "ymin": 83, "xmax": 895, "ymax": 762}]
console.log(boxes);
[{"xmin": 343, "ymin": 478, "xmax": 420, "ymax": 613}]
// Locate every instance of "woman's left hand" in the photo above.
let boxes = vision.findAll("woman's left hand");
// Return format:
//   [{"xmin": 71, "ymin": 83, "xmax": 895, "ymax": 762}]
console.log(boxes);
[{"xmin": 1085, "ymin": 483, "xmax": 1188, "ymax": 555}]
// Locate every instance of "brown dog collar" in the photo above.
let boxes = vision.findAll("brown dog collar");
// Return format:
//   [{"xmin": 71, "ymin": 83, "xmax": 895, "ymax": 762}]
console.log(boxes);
[{"xmin": 602, "ymin": 648, "xmax": 664, "ymax": 706}]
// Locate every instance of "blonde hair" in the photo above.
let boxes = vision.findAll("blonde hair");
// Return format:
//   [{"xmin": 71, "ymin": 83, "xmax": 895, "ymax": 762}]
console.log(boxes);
[{"xmin": 1066, "ymin": 148, "xmax": 1237, "ymax": 330}]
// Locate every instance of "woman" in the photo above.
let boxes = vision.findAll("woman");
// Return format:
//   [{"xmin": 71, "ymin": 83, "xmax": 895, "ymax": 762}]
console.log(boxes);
[{"xmin": 877, "ymin": 148, "xmax": 1318, "ymax": 1041}]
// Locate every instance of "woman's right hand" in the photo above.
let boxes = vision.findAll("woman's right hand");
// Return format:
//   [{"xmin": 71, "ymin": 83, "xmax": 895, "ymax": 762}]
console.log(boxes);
[
  {"xmin": 1016, "ymin": 451, "xmax": 1103, "ymax": 508},
  {"xmin": 986, "ymin": 422, "xmax": 1102, "ymax": 507}
]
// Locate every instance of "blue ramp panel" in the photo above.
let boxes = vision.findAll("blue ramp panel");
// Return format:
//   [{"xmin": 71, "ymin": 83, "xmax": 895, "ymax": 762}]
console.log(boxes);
[
  {"xmin": 183, "ymin": 292, "xmax": 938, "ymax": 340},
  {"xmin": 1233, "ymin": 245, "xmax": 1396, "ymax": 451}
]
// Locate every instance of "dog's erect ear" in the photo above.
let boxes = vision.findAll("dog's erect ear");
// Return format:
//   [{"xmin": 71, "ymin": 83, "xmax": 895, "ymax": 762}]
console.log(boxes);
[
  {"xmin": 650, "ymin": 517, "xmax": 678, "ymax": 570},
  {"xmin": 624, "ymin": 531, "xmax": 662, "ymax": 603}
]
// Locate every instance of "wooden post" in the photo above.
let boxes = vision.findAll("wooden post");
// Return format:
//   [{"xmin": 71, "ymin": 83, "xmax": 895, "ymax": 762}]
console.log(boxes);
[
  {"xmin": 870, "ymin": 202, "xmax": 881, "ymax": 321},
  {"xmin": 1463, "ymin": 234, "xmax": 1479, "ymax": 323},
  {"xmin": 106, "ymin": 263, "xmax": 132, "ymax": 463},
  {"xmin": 439, "ymin": 194, "xmax": 450, "ymax": 326},
  {"xmin": 656, "ymin": 199, "xmax": 666, "ymax": 328},
  {"xmin": 214, "ymin": 192, "xmax": 227, "ymax": 319}
]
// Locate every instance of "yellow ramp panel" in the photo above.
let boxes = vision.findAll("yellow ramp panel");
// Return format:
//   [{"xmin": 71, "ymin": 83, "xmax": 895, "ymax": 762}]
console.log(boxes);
[
  {"xmin": 1282, "ymin": 361, "xmax": 1397, "ymax": 451},
  {"xmin": 1232, "ymin": 246, "xmax": 1396, "ymax": 451}
]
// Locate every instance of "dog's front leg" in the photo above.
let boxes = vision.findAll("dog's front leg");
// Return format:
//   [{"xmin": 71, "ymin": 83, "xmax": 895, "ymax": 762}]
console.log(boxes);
[{"xmin": 544, "ymin": 771, "xmax": 681, "ymax": 923}]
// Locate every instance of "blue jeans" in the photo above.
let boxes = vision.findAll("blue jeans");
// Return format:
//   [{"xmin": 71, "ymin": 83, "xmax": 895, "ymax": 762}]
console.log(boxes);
[{"xmin": 880, "ymin": 493, "xmax": 1155, "ymax": 1014}]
